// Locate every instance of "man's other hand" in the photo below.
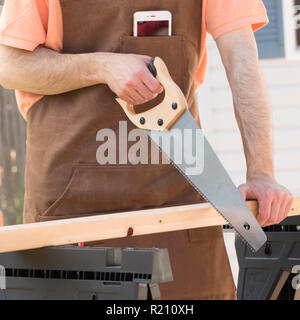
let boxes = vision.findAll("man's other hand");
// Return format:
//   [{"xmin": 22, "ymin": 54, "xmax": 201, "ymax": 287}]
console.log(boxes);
[{"xmin": 238, "ymin": 177, "xmax": 293, "ymax": 227}]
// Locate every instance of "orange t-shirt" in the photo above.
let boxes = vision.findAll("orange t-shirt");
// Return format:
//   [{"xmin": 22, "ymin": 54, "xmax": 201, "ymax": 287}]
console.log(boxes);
[{"xmin": 0, "ymin": 0, "xmax": 268, "ymax": 119}]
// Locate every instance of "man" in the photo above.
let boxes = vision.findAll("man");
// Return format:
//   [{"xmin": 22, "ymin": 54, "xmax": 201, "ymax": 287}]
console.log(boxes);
[{"xmin": 0, "ymin": 0, "xmax": 293, "ymax": 299}]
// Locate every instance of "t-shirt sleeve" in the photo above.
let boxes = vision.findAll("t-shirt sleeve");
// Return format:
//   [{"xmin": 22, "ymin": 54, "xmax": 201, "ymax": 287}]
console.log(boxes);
[
  {"xmin": 0, "ymin": 0, "xmax": 47, "ymax": 51},
  {"xmin": 206, "ymin": 0, "xmax": 269, "ymax": 40}
]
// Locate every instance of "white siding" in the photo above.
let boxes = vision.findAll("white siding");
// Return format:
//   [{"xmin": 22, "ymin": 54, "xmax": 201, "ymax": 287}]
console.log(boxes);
[{"xmin": 197, "ymin": 35, "xmax": 300, "ymax": 196}]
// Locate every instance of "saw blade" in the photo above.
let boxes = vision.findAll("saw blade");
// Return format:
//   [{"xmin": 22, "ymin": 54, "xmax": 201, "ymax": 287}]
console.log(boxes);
[{"xmin": 147, "ymin": 109, "xmax": 267, "ymax": 252}]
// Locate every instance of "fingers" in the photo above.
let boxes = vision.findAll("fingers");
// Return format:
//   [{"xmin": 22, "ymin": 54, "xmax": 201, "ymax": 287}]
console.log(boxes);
[
  {"xmin": 257, "ymin": 193, "xmax": 272, "ymax": 226},
  {"xmin": 117, "ymin": 80, "xmax": 146, "ymax": 105},
  {"xmin": 118, "ymin": 72, "xmax": 162, "ymax": 106},
  {"xmin": 278, "ymin": 195, "xmax": 293, "ymax": 223},
  {"xmin": 134, "ymin": 79, "xmax": 159, "ymax": 102},
  {"xmin": 118, "ymin": 91, "xmax": 139, "ymax": 106},
  {"xmin": 108, "ymin": 54, "xmax": 164, "ymax": 106},
  {"xmin": 132, "ymin": 69, "xmax": 163, "ymax": 105},
  {"xmin": 238, "ymin": 183, "xmax": 257, "ymax": 201},
  {"xmin": 238, "ymin": 184, "xmax": 247, "ymax": 200},
  {"xmin": 238, "ymin": 184, "xmax": 250, "ymax": 200},
  {"xmin": 141, "ymin": 69, "xmax": 163, "ymax": 95},
  {"xmin": 238, "ymin": 183, "xmax": 273, "ymax": 226},
  {"xmin": 260, "ymin": 191, "xmax": 293, "ymax": 227},
  {"xmin": 275, "ymin": 199, "xmax": 289, "ymax": 225},
  {"xmin": 266, "ymin": 198, "xmax": 281, "ymax": 226},
  {"xmin": 138, "ymin": 55, "xmax": 164, "ymax": 94},
  {"xmin": 128, "ymin": 87, "xmax": 147, "ymax": 105},
  {"xmin": 239, "ymin": 179, "xmax": 293, "ymax": 228}
]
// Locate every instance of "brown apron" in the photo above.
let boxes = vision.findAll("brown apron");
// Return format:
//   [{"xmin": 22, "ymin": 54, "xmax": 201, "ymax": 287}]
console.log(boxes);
[{"xmin": 23, "ymin": 0, "xmax": 236, "ymax": 299}]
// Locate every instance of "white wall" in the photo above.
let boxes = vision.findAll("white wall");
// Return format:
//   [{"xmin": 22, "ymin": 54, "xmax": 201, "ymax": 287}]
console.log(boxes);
[{"xmin": 197, "ymin": 35, "xmax": 300, "ymax": 196}]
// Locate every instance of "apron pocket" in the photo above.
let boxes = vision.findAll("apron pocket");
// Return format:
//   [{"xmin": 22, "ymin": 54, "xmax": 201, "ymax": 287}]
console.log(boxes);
[
  {"xmin": 119, "ymin": 35, "xmax": 187, "ymax": 91},
  {"xmin": 40, "ymin": 163, "xmax": 203, "ymax": 219}
]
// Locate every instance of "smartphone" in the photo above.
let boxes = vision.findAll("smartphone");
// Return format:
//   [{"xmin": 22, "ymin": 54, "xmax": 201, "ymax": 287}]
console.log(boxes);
[{"xmin": 133, "ymin": 11, "xmax": 172, "ymax": 37}]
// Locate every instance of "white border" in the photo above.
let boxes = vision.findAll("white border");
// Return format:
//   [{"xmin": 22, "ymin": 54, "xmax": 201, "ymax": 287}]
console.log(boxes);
[{"xmin": 133, "ymin": 11, "xmax": 172, "ymax": 37}]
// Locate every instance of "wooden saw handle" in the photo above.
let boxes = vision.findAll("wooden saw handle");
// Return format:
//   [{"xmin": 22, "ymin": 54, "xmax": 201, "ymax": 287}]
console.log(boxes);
[{"xmin": 115, "ymin": 57, "xmax": 187, "ymax": 131}]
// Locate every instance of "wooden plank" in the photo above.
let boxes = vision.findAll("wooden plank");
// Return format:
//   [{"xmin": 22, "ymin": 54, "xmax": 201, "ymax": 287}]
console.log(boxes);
[
  {"xmin": 270, "ymin": 270, "xmax": 290, "ymax": 300},
  {"xmin": 0, "ymin": 197, "xmax": 299, "ymax": 253}
]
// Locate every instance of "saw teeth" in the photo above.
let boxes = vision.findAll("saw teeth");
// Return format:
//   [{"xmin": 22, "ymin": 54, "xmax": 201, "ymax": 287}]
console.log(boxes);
[{"xmin": 153, "ymin": 141, "xmax": 257, "ymax": 253}]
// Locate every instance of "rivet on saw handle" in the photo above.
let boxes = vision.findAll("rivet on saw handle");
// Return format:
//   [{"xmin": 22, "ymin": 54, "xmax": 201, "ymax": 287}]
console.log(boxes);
[{"xmin": 115, "ymin": 56, "xmax": 187, "ymax": 131}]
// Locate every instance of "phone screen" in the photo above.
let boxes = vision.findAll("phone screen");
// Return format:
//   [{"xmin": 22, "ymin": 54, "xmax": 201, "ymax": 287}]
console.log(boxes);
[{"xmin": 137, "ymin": 20, "xmax": 169, "ymax": 36}]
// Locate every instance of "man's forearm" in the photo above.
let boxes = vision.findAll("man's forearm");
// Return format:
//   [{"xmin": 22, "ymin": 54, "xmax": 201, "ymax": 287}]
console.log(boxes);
[
  {"xmin": 0, "ymin": 45, "xmax": 161, "ymax": 106},
  {"xmin": 218, "ymin": 29, "xmax": 274, "ymax": 181},
  {"xmin": 0, "ymin": 45, "xmax": 108, "ymax": 95},
  {"xmin": 230, "ymin": 51, "xmax": 274, "ymax": 180},
  {"xmin": 216, "ymin": 27, "xmax": 293, "ymax": 227}
]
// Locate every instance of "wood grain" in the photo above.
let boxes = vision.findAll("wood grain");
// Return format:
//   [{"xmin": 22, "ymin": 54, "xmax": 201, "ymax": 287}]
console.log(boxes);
[
  {"xmin": 270, "ymin": 270, "xmax": 291, "ymax": 300},
  {"xmin": 0, "ymin": 197, "xmax": 299, "ymax": 253}
]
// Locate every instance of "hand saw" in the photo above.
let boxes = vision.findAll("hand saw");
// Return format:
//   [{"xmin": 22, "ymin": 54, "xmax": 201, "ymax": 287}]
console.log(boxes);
[{"xmin": 115, "ymin": 56, "xmax": 267, "ymax": 252}]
